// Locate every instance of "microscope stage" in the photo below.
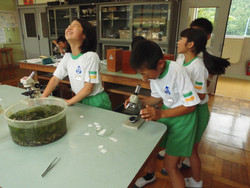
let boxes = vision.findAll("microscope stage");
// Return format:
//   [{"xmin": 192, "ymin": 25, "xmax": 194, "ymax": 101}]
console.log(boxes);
[{"xmin": 123, "ymin": 117, "xmax": 145, "ymax": 130}]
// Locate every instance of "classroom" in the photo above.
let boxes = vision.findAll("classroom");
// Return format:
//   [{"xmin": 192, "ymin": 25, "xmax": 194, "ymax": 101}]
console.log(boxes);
[{"xmin": 0, "ymin": 0, "xmax": 249, "ymax": 188}]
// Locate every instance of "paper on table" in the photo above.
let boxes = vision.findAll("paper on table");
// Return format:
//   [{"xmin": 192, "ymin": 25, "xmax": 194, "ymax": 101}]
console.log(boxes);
[
  {"xmin": 52, "ymin": 62, "xmax": 59, "ymax": 67},
  {"xmin": 25, "ymin": 58, "xmax": 42, "ymax": 64},
  {"xmin": 54, "ymin": 58, "xmax": 62, "ymax": 63}
]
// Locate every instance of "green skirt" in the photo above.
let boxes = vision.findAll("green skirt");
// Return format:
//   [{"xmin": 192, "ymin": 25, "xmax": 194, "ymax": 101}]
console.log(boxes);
[
  {"xmin": 79, "ymin": 91, "xmax": 112, "ymax": 110},
  {"xmin": 195, "ymin": 103, "xmax": 210, "ymax": 143},
  {"xmin": 158, "ymin": 105, "xmax": 198, "ymax": 157}
]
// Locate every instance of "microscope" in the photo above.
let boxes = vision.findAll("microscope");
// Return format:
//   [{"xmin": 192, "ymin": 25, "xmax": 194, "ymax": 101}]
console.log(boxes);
[
  {"xmin": 123, "ymin": 84, "xmax": 145, "ymax": 129},
  {"xmin": 19, "ymin": 71, "xmax": 41, "ymax": 99}
]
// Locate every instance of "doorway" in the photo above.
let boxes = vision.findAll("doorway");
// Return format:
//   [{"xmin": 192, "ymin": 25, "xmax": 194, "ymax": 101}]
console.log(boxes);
[
  {"xmin": 178, "ymin": 0, "xmax": 232, "ymax": 93},
  {"xmin": 19, "ymin": 7, "xmax": 49, "ymax": 59}
]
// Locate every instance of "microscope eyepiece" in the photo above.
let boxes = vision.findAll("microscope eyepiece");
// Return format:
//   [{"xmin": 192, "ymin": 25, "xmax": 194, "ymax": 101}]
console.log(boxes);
[{"xmin": 134, "ymin": 84, "xmax": 141, "ymax": 95}]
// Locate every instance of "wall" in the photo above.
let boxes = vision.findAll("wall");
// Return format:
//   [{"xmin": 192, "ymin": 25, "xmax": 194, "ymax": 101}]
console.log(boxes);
[
  {"xmin": 222, "ymin": 37, "xmax": 250, "ymax": 77},
  {"xmin": 215, "ymin": 36, "xmax": 250, "ymax": 100},
  {"xmin": 0, "ymin": 0, "xmax": 24, "ymax": 66},
  {"xmin": 215, "ymin": 76, "xmax": 250, "ymax": 100}
]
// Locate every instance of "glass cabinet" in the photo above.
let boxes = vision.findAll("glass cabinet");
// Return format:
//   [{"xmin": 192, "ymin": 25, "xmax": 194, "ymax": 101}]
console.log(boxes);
[
  {"xmin": 79, "ymin": 4, "xmax": 97, "ymax": 27},
  {"xmin": 132, "ymin": 3, "xmax": 170, "ymax": 42},
  {"xmin": 48, "ymin": 9, "xmax": 56, "ymax": 37},
  {"xmin": 48, "ymin": 7, "xmax": 78, "ymax": 38},
  {"xmin": 100, "ymin": 4, "xmax": 130, "ymax": 40},
  {"xmin": 45, "ymin": 1, "xmax": 177, "ymax": 57}
]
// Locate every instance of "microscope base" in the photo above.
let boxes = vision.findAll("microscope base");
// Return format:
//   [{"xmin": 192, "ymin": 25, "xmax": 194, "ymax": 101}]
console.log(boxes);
[{"xmin": 123, "ymin": 117, "xmax": 145, "ymax": 130}]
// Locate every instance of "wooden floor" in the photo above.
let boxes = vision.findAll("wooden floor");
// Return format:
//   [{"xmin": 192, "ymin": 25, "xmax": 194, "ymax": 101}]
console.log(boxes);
[
  {"xmin": 139, "ymin": 93, "xmax": 250, "ymax": 187},
  {"xmin": 1, "ymin": 67, "xmax": 250, "ymax": 188}
]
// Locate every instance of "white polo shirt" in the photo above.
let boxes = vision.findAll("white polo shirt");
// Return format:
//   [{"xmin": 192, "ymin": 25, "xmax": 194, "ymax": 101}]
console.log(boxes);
[
  {"xmin": 150, "ymin": 61, "xmax": 201, "ymax": 108},
  {"xmin": 53, "ymin": 52, "xmax": 104, "ymax": 96},
  {"xmin": 176, "ymin": 55, "xmax": 209, "ymax": 104}
]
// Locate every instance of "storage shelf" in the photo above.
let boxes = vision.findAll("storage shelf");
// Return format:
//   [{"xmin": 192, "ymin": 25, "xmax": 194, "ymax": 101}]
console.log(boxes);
[
  {"xmin": 37, "ymin": 72, "xmax": 70, "ymax": 85},
  {"xmin": 102, "ymin": 18, "xmax": 129, "ymax": 21},
  {"xmin": 102, "ymin": 10, "xmax": 129, "ymax": 13},
  {"xmin": 80, "ymin": 15, "xmax": 96, "ymax": 17},
  {"xmin": 133, "ymin": 11, "xmax": 168, "ymax": 14},
  {"xmin": 106, "ymin": 84, "xmax": 150, "ymax": 99}
]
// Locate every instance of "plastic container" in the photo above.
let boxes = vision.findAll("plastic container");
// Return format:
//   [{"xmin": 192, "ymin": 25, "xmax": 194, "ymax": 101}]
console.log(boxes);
[
  {"xmin": 4, "ymin": 98, "xmax": 68, "ymax": 146},
  {"xmin": 96, "ymin": 125, "xmax": 113, "ymax": 137}
]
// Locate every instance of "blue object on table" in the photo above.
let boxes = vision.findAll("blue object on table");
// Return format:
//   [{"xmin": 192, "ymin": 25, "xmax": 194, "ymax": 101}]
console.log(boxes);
[{"xmin": 42, "ymin": 58, "xmax": 54, "ymax": 65}]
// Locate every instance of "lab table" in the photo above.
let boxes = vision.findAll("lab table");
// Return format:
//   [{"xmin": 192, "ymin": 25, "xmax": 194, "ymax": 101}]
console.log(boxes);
[
  {"xmin": 18, "ymin": 60, "xmax": 151, "ymax": 98},
  {"xmin": 0, "ymin": 85, "xmax": 166, "ymax": 188}
]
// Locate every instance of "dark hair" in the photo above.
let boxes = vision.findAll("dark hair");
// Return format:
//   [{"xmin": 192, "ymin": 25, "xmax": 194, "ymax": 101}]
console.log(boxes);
[
  {"xmin": 130, "ymin": 40, "xmax": 163, "ymax": 70},
  {"xmin": 190, "ymin": 18, "xmax": 213, "ymax": 36},
  {"xmin": 181, "ymin": 28, "xmax": 230, "ymax": 75},
  {"xmin": 131, "ymin": 36, "xmax": 145, "ymax": 49},
  {"xmin": 57, "ymin": 36, "xmax": 67, "ymax": 43},
  {"xmin": 66, "ymin": 18, "xmax": 97, "ymax": 53},
  {"xmin": 180, "ymin": 28, "xmax": 207, "ymax": 55}
]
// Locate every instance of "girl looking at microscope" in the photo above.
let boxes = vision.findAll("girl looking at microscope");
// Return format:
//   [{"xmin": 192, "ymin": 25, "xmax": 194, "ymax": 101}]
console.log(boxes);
[
  {"xmin": 42, "ymin": 18, "xmax": 111, "ymax": 110},
  {"xmin": 52, "ymin": 36, "xmax": 68, "ymax": 55},
  {"xmin": 176, "ymin": 27, "xmax": 230, "ymax": 187}
]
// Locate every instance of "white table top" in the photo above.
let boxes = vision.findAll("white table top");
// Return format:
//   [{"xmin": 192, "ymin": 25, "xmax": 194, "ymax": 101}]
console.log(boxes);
[{"xmin": 0, "ymin": 85, "xmax": 166, "ymax": 188}]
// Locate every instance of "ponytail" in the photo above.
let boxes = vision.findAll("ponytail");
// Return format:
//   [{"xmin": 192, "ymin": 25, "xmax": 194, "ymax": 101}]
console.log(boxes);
[
  {"xmin": 202, "ymin": 50, "xmax": 230, "ymax": 75},
  {"xmin": 180, "ymin": 28, "xmax": 231, "ymax": 75}
]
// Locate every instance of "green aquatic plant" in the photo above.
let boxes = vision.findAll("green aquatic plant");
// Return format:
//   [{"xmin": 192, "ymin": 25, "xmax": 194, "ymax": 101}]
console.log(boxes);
[{"xmin": 8, "ymin": 105, "xmax": 66, "ymax": 146}]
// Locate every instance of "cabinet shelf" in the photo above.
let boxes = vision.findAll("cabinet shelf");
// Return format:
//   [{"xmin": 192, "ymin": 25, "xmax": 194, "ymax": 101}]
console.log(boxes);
[
  {"xmin": 102, "ymin": 10, "xmax": 129, "ymax": 13},
  {"xmin": 133, "ymin": 11, "xmax": 168, "ymax": 14},
  {"xmin": 100, "ymin": 4, "xmax": 131, "ymax": 40},
  {"xmin": 106, "ymin": 84, "xmax": 150, "ymax": 98},
  {"xmin": 80, "ymin": 15, "xmax": 96, "ymax": 18},
  {"xmin": 37, "ymin": 72, "xmax": 70, "ymax": 85},
  {"xmin": 102, "ymin": 18, "xmax": 128, "ymax": 21}
]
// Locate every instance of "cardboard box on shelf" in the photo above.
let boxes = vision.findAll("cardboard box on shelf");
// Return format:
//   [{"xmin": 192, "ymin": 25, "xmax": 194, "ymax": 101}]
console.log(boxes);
[
  {"xmin": 119, "ymin": 30, "xmax": 130, "ymax": 39},
  {"xmin": 107, "ymin": 49, "xmax": 123, "ymax": 72}
]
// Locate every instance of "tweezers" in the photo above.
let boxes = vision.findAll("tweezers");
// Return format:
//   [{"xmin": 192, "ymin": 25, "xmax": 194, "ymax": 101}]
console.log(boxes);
[{"xmin": 41, "ymin": 157, "xmax": 60, "ymax": 177}]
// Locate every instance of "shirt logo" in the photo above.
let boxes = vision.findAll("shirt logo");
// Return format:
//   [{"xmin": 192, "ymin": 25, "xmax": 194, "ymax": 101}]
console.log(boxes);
[
  {"xmin": 183, "ymin": 91, "xmax": 195, "ymax": 102},
  {"xmin": 195, "ymin": 81, "xmax": 203, "ymax": 90},
  {"xmin": 165, "ymin": 86, "xmax": 171, "ymax": 95},
  {"xmin": 76, "ymin": 65, "xmax": 82, "ymax": 74},
  {"xmin": 89, "ymin": 71, "xmax": 97, "ymax": 79}
]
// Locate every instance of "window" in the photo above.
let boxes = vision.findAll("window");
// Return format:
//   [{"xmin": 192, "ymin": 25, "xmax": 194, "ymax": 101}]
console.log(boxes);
[
  {"xmin": 24, "ymin": 13, "xmax": 36, "ymax": 37},
  {"xmin": 226, "ymin": 0, "xmax": 250, "ymax": 36},
  {"xmin": 188, "ymin": 7, "xmax": 216, "ymax": 47}
]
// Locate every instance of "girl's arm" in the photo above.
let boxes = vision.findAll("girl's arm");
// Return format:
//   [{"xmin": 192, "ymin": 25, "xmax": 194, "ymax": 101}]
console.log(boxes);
[
  {"xmin": 140, "ymin": 105, "xmax": 196, "ymax": 121},
  {"xmin": 59, "ymin": 48, "xmax": 65, "ymax": 54},
  {"xmin": 124, "ymin": 96, "xmax": 162, "ymax": 108},
  {"xmin": 207, "ymin": 74, "xmax": 213, "ymax": 87},
  {"xmin": 41, "ymin": 76, "xmax": 60, "ymax": 97},
  {"xmin": 65, "ymin": 82, "xmax": 93, "ymax": 106},
  {"xmin": 141, "ymin": 96, "xmax": 162, "ymax": 107},
  {"xmin": 198, "ymin": 93, "xmax": 206, "ymax": 100},
  {"xmin": 52, "ymin": 40, "xmax": 58, "ymax": 46}
]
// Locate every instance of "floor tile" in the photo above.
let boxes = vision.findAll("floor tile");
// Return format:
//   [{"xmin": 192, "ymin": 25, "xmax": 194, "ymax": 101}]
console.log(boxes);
[{"xmin": 216, "ymin": 144, "xmax": 246, "ymax": 165}]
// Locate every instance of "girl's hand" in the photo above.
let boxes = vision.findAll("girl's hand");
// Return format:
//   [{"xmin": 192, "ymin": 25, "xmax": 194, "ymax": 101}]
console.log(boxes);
[
  {"xmin": 124, "ymin": 98, "xmax": 130, "ymax": 108},
  {"xmin": 52, "ymin": 40, "xmax": 57, "ymax": 45},
  {"xmin": 65, "ymin": 99, "xmax": 73, "ymax": 106},
  {"xmin": 140, "ymin": 105, "xmax": 162, "ymax": 121}
]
